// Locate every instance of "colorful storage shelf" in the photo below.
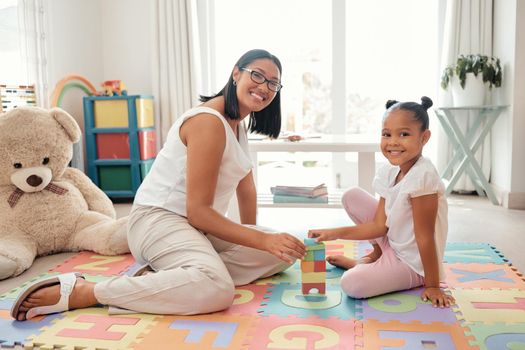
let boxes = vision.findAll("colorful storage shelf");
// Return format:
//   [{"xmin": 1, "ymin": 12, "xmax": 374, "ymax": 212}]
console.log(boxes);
[{"xmin": 83, "ymin": 95, "xmax": 157, "ymax": 198}]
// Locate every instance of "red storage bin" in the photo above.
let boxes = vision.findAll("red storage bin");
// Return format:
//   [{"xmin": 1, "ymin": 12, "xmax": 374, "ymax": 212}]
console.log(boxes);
[{"xmin": 96, "ymin": 133, "xmax": 130, "ymax": 159}]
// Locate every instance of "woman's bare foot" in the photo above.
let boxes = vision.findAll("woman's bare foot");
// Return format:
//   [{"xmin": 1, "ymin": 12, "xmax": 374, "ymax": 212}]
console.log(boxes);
[{"xmin": 16, "ymin": 277, "xmax": 98, "ymax": 321}]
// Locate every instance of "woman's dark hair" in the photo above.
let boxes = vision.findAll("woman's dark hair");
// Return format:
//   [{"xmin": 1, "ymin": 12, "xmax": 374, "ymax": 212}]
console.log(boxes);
[
  {"xmin": 384, "ymin": 96, "xmax": 433, "ymax": 130},
  {"xmin": 200, "ymin": 49, "xmax": 282, "ymax": 139}
]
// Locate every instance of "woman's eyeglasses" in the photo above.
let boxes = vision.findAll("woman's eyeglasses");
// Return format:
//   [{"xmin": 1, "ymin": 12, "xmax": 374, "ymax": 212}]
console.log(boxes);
[{"xmin": 241, "ymin": 68, "xmax": 282, "ymax": 92}]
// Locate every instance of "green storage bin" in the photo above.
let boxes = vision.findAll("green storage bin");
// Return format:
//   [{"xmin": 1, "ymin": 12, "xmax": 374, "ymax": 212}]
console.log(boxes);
[{"xmin": 98, "ymin": 166, "xmax": 132, "ymax": 191}]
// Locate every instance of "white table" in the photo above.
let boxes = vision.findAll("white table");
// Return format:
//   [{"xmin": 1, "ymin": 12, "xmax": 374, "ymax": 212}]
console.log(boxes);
[
  {"xmin": 249, "ymin": 134, "xmax": 380, "ymax": 207},
  {"xmin": 434, "ymin": 106, "xmax": 507, "ymax": 205}
]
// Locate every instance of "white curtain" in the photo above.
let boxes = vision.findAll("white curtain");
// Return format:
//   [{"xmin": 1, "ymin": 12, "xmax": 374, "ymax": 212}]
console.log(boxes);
[
  {"xmin": 437, "ymin": 0, "xmax": 493, "ymax": 192},
  {"xmin": 151, "ymin": 0, "xmax": 214, "ymax": 143},
  {"xmin": 17, "ymin": 0, "xmax": 49, "ymax": 108}
]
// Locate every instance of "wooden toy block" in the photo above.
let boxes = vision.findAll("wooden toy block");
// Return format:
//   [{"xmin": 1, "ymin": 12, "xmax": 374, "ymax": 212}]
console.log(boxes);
[
  {"xmin": 304, "ymin": 238, "xmax": 317, "ymax": 246},
  {"xmin": 305, "ymin": 238, "xmax": 324, "ymax": 251},
  {"xmin": 302, "ymin": 282, "xmax": 326, "ymax": 295},
  {"xmin": 304, "ymin": 250, "xmax": 315, "ymax": 261},
  {"xmin": 314, "ymin": 260, "xmax": 326, "ymax": 272},
  {"xmin": 313, "ymin": 249, "xmax": 326, "ymax": 260},
  {"xmin": 301, "ymin": 260, "xmax": 315, "ymax": 273},
  {"xmin": 302, "ymin": 272, "xmax": 326, "ymax": 283}
]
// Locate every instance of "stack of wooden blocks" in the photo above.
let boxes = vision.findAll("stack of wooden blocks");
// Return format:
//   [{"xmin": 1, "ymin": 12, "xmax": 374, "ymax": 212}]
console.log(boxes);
[{"xmin": 301, "ymin": 238, "xmax": 326, "ymax": 294}]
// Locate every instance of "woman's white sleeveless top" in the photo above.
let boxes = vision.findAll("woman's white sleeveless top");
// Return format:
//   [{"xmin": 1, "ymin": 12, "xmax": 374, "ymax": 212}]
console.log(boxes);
[{"xmin": 134, "ymin": 106, "xmax": 253, "ymax": 216}]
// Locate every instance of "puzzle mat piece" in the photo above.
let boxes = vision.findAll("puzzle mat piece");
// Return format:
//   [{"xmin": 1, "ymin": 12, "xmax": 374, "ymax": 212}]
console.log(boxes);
[
  {"xmin": 452, "ymin": 289, "xmax": 525, "ymax": 324},
  {"xmin": 0, "ymin": 298, "xmax": 63, "ymax": 348},
  {"xmin": 259, "ymin": 283, "xmax": 362, "ymax": 320},
  {"xmin": 256, "ymin": 260, "xmax": 345, "ymax": 285},
  {"xmin": 466, "ymin": 322, "xmax": 525, "ymax": 350},
  {"xmin": 0, "ymin": 272, "xmax": 60, "ymax": 300},
  {"xmin": 444, "ymin": 242, "xmax": 508, "ymax": 264},
  {"xmin": 219, "ymin": 284, "xmax": 270, "ymax": 316},
  {"xmin": 26, "ymin": 306, "xmax": 157, "ymax": 350},
  {"xmin": 49, "ymin": 251, "xmax": 135, "ymax": 276},
  {"xmin": 444, "ymin": 263, "xmax": 525, "ymax": 289},
  {"xmin": 246, "ymin": 315, "xmax": 357, "ymax": 350},
  {"xmin": 361, "ymin": 287, "xmax": 457, "ymax": 324},
  {"xmin": 325, "ymin": 239, "xmax": 358, "ymax": 258},
  {"xmin": 357, "ymin": 320, "xmax": 477, "ymax": 350},
  {"xmin": 130, "ymin": 314, "xmax": 257, "ymax": 350}
]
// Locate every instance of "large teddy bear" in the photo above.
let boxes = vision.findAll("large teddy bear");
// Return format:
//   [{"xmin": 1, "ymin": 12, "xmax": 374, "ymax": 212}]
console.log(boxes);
[{"xmin": 0, "ymin": 107, "xmax": 129, "ymax": 280}]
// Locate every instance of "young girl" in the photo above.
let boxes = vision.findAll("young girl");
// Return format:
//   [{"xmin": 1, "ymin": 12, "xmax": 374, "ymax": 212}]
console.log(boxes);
[
  {"xmin": 12, "ymin": 49, "xmax": 306, "ymax": 321},
  {"xmin": 309, "ymin": 96, "xmax": 455, "ymax": 308}
]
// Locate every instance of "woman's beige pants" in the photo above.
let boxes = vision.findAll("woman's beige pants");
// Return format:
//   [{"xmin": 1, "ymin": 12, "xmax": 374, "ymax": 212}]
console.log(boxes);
[{"xmin": 93, "ymin": 205, "xmax": 291, "ymax": 315}]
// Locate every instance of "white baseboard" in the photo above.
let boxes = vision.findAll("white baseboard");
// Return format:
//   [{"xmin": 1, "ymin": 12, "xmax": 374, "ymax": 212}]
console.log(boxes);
[{"xmin": 492, "ymin": 184, "xmax": 525, "ymax": 210}]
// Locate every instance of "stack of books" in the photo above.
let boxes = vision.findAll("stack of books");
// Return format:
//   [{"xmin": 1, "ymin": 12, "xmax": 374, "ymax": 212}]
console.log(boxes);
[{"xmin": 270, "ymin": 183, "xmax": 328, "ymax": 204}]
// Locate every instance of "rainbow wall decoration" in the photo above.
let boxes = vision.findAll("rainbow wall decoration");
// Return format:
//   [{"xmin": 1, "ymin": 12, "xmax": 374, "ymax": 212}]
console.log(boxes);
[{"xmin": 50, "ymin": 75, "xmax": 98, "ymax": 107}]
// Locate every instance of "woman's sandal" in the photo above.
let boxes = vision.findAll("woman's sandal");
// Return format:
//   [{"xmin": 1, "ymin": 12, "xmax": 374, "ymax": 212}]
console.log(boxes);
[{"xmin": 10, "ymin": 272, "xmax": 83, "ymax": 320}]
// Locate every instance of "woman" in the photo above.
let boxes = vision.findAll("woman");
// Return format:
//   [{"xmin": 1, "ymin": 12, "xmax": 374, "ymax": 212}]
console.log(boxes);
[{"xmin": 12, "ymin": 49, "xmax": 306, "ymax": 320}]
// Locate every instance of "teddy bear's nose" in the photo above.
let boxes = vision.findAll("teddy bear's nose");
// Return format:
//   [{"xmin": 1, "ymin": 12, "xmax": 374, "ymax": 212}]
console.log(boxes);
[{"xmin": 26, "ymin": 175, "xmax": 43, "ymax": 187}]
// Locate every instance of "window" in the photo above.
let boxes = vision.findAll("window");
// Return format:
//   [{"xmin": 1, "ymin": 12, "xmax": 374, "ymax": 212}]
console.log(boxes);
[
  {"xmin": 212, "ymin": 0, "xmax": 332, "ymax": 134},
  {"xmin": 211, "ymin": 1, "xmax": 438, "ymax": 191},
  {"xmin": 0, "ymin": 0, "xmax": 27, "ymax": 84},
  {"xmin": 345, "ymin": 0, "xmax": 438, "ymax": 136}
]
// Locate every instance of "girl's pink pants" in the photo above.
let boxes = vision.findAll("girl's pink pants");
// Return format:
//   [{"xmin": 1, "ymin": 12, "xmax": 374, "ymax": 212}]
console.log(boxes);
[{"xmin": 338, "ymin": 187, "xmax": 424, "ymax": 298}]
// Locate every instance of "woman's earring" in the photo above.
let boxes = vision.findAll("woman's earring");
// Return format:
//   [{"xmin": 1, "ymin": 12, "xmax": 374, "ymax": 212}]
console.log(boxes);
[{"xmin": 233, "ymin": 80, "xmax": 237, "ymax": 86}]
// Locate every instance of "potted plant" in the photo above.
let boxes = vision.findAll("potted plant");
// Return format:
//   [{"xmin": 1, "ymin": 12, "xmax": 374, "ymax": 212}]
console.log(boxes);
[{"xmin": 441, "ymin": 54, "xmax": 502, "ymax": 106}]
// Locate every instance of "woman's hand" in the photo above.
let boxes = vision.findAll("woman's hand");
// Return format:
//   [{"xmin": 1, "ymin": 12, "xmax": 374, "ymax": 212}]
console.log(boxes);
[
  {"xmin": 308, "ymin": 228, "xmax": 340, "ymax": 242},
  {"xmin": 262, "ymin": 233, "xmax": 306, "ymax": 263},
  {"xmin": 421, "ymin": 287, "xmax": 455, "ymax": 308}
]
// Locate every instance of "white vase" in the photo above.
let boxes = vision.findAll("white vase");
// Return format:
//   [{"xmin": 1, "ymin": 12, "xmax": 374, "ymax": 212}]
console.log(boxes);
[{"xmin": 450, "ymin": 72, "xmax": 486, "ymax": 107}]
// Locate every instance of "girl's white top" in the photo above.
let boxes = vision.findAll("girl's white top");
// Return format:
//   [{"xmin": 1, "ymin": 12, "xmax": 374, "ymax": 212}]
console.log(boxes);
[
  {"xmin": 373, "ymin": 156, "xmax": 448, "ymax": 280},
  {"xmin": 134, "ymin": 106, "xmax": 253, "ymax": 216}
]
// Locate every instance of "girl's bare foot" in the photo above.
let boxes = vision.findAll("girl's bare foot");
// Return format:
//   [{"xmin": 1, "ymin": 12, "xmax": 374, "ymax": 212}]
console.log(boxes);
[
  {"xmin": 327, "ymin": 244, "xmax": 383, "ymax": 270},
  {"xmin": 326, "ymin": 255, "xmax": 369, "ymax": 269},
  {"xmin": 16, "ymin": 278, "xmax": 98, "ymax": 321}
]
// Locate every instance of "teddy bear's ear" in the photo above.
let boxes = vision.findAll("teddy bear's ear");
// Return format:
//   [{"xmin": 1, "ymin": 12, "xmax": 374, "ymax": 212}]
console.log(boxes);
[{"xmin": 51, "ymin": 108, "xmax": 81, "ymax": 143}]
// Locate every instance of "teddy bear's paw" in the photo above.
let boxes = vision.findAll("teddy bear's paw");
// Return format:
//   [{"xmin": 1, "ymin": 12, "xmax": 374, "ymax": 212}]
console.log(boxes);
[{"xmin": 0, "ymin": 256, "xmax": 19, "ymax": 280}]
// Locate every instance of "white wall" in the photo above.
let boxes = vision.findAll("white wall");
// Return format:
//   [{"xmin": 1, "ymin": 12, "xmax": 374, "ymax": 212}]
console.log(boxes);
[
  {"xmin": 45, "ymin": 0, "xmax": 152, "ymax": 131},
  {"xmin": 493, "ymin": 0, "xmax": 525, "ymax": 208},
  {"xmin": 100, "ymin": 0, "xmax": 152, "ymax": 95},
  {"xmin": 45, "ymin": 0, "xmax": 103, "ymax": 129}
]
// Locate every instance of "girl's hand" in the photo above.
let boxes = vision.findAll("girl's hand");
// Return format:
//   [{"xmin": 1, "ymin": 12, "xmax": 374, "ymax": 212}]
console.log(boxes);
[
  {"xmin": 421, "ymin": 287, "xmax": 455, "ymax": 308},
  {"xmin": 262, "ymin": 233, "xmax": 306, "ymax": 263},
  {"xmin": 308, "ymin": 229, "xmax": 339, "ymax": 242}
]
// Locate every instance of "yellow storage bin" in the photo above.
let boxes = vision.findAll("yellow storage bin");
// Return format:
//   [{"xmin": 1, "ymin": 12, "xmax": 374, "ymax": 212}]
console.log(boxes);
[
  {"xmin": 136, "ymin": 98, "xmax": 154, "ymax": 128},
  {"xmin": 94, "ymin": 100, "xmax": 129, "ymax": 128}
]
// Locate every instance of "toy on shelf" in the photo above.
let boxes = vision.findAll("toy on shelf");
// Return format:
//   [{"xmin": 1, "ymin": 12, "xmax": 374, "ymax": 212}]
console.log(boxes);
[
  {"xmin": 101, "ymin": 80, "xmax": 127, "ymax": 96},
  {"xmin": 301, "ymin": 238, "xmax": 326, "ymax": 294}
]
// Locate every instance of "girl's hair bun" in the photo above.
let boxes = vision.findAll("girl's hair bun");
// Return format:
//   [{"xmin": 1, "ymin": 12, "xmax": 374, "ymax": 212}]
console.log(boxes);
[
  {"xmin": 385, "ymin": 100, "xmax": 399, "ymax": 109},
  {"xmin": 420, "ymin": 96, "xmax": 433, "ymax": 110}
]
